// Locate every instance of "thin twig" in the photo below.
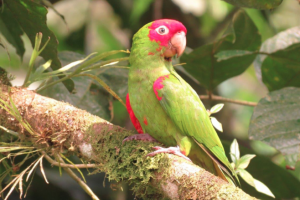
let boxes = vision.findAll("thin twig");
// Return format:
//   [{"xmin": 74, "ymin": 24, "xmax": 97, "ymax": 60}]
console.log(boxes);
[
  {"xmin": 43, "ymin": 153, "xmax": 101, "ymax": 169},
  {"xmin": 153, "ymin": 0, "xmax": 163, "ymax": 19},
  {"xmin": 199, "ymin": 95, "xmax": 257, "ymax": 107},
  {"xmin": 56, "ymin": 155, "xmax": 100, "ymax": 200}
]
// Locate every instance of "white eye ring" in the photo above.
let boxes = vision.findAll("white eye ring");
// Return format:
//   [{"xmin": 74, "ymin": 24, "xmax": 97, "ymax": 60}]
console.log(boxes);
[{"xmin": 155, "ymin": 25, "xmax": 169, "ymax": 35}]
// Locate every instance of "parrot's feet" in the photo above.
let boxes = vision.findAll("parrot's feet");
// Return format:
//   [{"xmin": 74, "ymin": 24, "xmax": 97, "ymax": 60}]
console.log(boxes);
[
  {"xmin": 147, "ymin": 146, "xmax": 192, "ymax": 162},
  {"xmin": 122, "ymin": 133, "xmax": 159, "ymax": 144}
]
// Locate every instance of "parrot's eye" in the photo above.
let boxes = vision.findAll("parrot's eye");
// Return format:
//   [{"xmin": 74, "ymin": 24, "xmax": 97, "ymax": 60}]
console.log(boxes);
[{"xmin": 155, "ymin": 26, "xmax": 169, "ymax": 35}]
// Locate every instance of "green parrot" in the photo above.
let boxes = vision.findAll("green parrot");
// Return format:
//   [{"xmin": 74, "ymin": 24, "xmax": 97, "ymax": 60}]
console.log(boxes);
[{"xmin": 125, "ymin": 19, "xmax": 237, "ymax": 185}]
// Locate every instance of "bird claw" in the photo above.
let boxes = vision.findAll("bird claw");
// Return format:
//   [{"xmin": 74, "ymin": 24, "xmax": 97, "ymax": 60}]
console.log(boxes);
[
  {"xmin": 122, "ymin": 133, "xmax": 158, "ymax": 144},
  {"xmin": 147, "ymin": 146, "xmax": 192, "ymax": 162}
]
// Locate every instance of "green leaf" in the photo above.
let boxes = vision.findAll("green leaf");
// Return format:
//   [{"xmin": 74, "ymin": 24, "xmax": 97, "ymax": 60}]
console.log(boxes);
[
  {"xmin": 28, "ymin": 60, "xmax": 52, "ymax": 84},
  {"xmin": 0, "ymin": 6, "xmax": 25, "ymax": 58},
  {"xmin": 210, "ymin": 104, "xmax": 224, "ymax": 114},
  {"xmin": 261, "ymin": 43, "xmax": 300, "ymax": 91},
  {"xmin": 223, "ymin": 141, "xmax": 300, "ymax": 199},
  {"xmin": 254, "ymin": 26, "xmax": 300, "ymax": 88},
  {"xmin": 39, "ymin": 52, "xmax": 110, "ymax": 119},
  {"xmin": 129, "ymin": 0, "xmax": 153, "ymax": 25},
  {"xmin": 181, "ymin": 10, "xmax": 261, "ymax": 91},
  {"xmin": 77, "ymin": 73, "xmax": 125, "ymax": 107},
  {"xmin": 223, "ymin": 0, "xmax": 282, "ymax": 9},
  {"xmin": 215, "ymin": 50, "xmax": 255, "ymax": 62},
  {"xmin": 41, "ymin": 0, "xmax": 67, "ymax": 26},
  {"xmin": 1, "ymin": 0, "xmax": 74, "ymax": 91},
  {"xmin": 2, "ymin": 0, "xmax": 58, "ymax": 68},
  {"xmin": 37, "ymin": 50, "xmax": 128, "ymax": 92},
  {"xmin": 238, "ymin": 154, "xmax": 256, "ymax": 169},
  {"xmin": 249, "ymin": 87, "xmax": 300, "ymax": 167},
  {"xmin": 97, "ymin": 67, "xmax": 128, "ymax": 99},
  {"xmin": 39, "ymin": 52, "xmax": 129, "ymax": 120},
  {"xmin": 230, "ymin": 139, "xmax": 240, "ymax": 164},
  {"xmin": 39, "ymin": 71, "xmax": 111, "ymax": 120}
]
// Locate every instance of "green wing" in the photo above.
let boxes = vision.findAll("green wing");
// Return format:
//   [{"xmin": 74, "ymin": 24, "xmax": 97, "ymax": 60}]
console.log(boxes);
[{"xmin": 154, "ymin": 72, "xmax": 235, "ymax": 178}]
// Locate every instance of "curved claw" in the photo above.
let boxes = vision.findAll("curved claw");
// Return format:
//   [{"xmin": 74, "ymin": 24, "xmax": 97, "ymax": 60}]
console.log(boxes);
[
  {"xmin": 147, "ymin": 146, "xmax": 192, "ymax": 162},
  {"xmin": 122, "ymin": 133, "xmax": 158, "ymax": 145}
]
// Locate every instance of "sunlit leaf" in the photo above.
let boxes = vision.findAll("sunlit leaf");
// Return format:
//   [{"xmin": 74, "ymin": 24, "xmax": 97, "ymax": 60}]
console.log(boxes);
[
  {"xmin": 253, "ymin": 179, "xmax": 275, "ymax": 198},
  {"xmin": 230, "ymin": 139, "xmax": 240, "ymax": 163},
  {"xmin": 210, "ymin": 117, "xmax": 223, "ymax": 132},
  {"xmin": 239, "ymin": 169, "xmax": 275, "ymax": 198},
  {"xmin": 215, "ymin": 50, "xmax": 254, "ymax": 62},
  {"xmin": 238, "ymin": 168, "xmax": 255, "ymax": 187},
  {"xmin": 0, "ymin": 147, "xmax": 34, "ymax": 153},
  {"xmin": 52, "ymin": 52, "xmax": 97, "ymax": 74},
  {"xmin": 249, "ymin": 87, "xmax": 300, "ymax": 167},
  {"xmin": 210, "ymin": 104, "xmax": 224, "ymax": 114},
  {"xmin": 28, "ymin": 60, "xmax": 52, "ymax": 85},
  {"xmin": 34, "ymin": 60, "xmax": 52, "ymax": 76},
  {"xmin": 85, "ymin": 57, "xmax": 129, "ymax": 72},
  {"xmin": 238, "ymin": 154, "xmax": 256, "ymax": 169}
]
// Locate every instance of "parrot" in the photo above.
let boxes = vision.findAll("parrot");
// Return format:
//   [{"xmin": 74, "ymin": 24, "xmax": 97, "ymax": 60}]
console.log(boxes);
[{"xmin": 125, "ymin": 19, "xmax": 237, "ymax": 185}]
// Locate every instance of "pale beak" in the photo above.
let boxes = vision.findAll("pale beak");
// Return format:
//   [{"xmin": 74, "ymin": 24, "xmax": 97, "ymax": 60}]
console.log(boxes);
[
  {"xmin": 163, "ymin": 31, "xmax": 186, "ymax": 58},
  {"xmin": 171, "ymin": 31, "xmax": 186, "ymax": 57}
]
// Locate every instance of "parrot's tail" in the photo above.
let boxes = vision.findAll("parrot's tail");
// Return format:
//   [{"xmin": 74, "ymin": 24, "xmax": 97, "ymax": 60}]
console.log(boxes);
[
  {"xmin": 213, "ymin": 161, "xmax": 239, "ymax": 186},
  {"xmin": 193, "ymin": 138, "xmax": 240, "ymax": 187}
]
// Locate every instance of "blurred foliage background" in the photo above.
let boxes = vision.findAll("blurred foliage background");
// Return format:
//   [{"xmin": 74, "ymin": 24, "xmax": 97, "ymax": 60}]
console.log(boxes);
[{"xmin": 1, "ymin": 0, "xmax": 300, "ymax": 199}]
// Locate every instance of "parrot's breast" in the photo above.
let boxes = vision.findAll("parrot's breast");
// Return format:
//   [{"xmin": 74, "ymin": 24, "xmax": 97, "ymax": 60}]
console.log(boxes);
[{"xmin": 128, "ymin": 67, "xmax": 179, "ymax": 146}]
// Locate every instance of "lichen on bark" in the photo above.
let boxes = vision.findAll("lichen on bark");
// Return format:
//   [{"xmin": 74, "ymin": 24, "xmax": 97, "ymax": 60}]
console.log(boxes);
[{"xmin": 84, "ymin": 122, "xmax": 172, "ymax": 199}]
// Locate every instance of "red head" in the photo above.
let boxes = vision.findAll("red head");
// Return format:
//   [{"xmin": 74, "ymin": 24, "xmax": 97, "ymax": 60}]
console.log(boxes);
[{"xmin": 148, "ymin": 19, "xmax": 187, "ymax": 58}]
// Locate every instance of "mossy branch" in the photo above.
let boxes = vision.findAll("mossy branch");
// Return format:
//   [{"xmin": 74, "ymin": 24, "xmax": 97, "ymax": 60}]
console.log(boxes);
[{"xmin": 0, "ymin": 85, "xmax": 256, "ymax": 200}]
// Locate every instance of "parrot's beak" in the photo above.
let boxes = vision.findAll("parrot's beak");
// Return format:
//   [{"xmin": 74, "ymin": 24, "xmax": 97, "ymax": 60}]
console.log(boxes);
[
  {"xmin": 171, "ymin": 31, "xmax": 186, "ymax": 57},
  {"xmin": 164, "ymin": 31, "xmax": 186, "ymax": 59}
]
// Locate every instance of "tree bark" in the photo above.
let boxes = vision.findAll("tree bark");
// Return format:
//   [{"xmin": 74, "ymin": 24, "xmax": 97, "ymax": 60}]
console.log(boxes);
[{"xmin": 0, "ymin": 85, "xmax": 256, "ymax": 200}]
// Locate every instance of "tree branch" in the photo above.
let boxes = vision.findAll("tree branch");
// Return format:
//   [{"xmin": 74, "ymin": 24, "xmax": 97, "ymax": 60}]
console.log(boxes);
[
  {"xmin": 0, "ymin": 85, "xmax": 256, "ymax": 199},
  {"xmin": 200, "ymin": 95, "xmax": 258, "ymax": 107}
]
